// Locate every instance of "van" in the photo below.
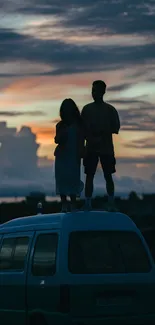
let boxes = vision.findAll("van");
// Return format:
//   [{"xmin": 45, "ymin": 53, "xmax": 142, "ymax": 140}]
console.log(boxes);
[{"xmin": 0, "ymin": 211, "xmax": 155, "ymax": 325}]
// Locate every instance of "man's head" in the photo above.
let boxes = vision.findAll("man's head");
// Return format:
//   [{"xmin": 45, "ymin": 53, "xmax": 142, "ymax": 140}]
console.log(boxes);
[{"xmin": 92, "ymin": 80, "xmax": 106, "ymax": 102}]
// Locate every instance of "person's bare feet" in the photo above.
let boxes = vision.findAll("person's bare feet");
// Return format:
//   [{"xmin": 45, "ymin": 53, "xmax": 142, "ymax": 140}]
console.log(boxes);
[
  {"xmin": 105, "ymin": 202, "xmax": 118, "ymax": 212},
  {"xmin": 61, "ymin": 202, "xmax": 68, "ymax": 213},
  {"xmin": 70, "ymin": 203, "xmax": 77, "ymax": 212},
  {"xmin": 83, "ymin": 198, "xmax": 92, "ymax": 211}
]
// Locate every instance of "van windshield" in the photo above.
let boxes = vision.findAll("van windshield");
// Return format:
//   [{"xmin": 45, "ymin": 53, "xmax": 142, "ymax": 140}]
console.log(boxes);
[{"xmin": 68, "ymin": 231, "xmax": 151, "ymax": 274}]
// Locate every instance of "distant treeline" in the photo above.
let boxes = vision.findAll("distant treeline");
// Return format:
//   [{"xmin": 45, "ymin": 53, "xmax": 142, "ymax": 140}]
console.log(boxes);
[
  {"xmin": 0, "ymin": 191, "xmax": 155, "ymax": 228},
  {"xmin": 0, "ymin": 192, "xmax": 155, "ymax": 260}
]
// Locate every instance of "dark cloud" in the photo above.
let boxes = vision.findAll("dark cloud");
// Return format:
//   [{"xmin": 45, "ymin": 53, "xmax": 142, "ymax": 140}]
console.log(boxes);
[
  {"xmin": 0, "ymin": 0, "xmax": 154, "ymax": 77},
  {"xmin": 117, "ymin": 155, "xmax": 155, "ymax": 164},
  {"xmin": 107, "ymin": 98, "xmax": 155, "ymax": 131},
  {"xmin": 114, "ymin": 175, "xmax": 154, "ymax": 194},
  {"xmin": 109, "ymin": 99, "xmax": 153, "ymax": 106},
  {"xmin": 120, "ymin": 110, "xmax": 155, "ymax": 131},
  {"xmin": 13, "ymin": 0, "xmax": 155, "ymax": 36},
  {"xmin": 128, "ymin": 65, "xmax": 154, "ymax": 79},
  {"xmin": 149, "ymin": 77, "xmax": 155, "ymax": 83},
  {"xmin": 151, "ymin": 173, "xmax": 155, "ymax": 182},
  {"xmin": 94, "ymin": 168, "xmax": 155, "ymax": 195},
  {"xmin": 108, "ymin": 83, "xmax": 132, "ymax": 92},
  {"xmin": 0, "ymin": 27, "xmax": 155, "ymax": 77},
  {"xmin": 18, "ymin": 3, "xmax": 65, "ymax": 16},
  {"xmin": 0, "ymin": 28, "xmax": 27, "ymax": 42},
  {"xmin": 0, "ymin": 110, "xmax": 45, "ymax": 117},
  {"xmin": 62, "ymin": 0, "xmax": 155, "ymax": 35},
  {"xmin": 125, "ymin": 136, "xmax": 155, "ymax": 149}
]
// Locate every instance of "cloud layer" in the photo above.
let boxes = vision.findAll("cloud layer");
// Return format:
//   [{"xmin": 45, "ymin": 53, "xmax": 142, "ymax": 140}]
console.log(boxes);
[
  {"xmin": 0, "ymin": 0, "xmax": 155, "ymax": 76},
  {"xmin": 0, "ymin": 0, "xmax": 155, "ymax": 195}
]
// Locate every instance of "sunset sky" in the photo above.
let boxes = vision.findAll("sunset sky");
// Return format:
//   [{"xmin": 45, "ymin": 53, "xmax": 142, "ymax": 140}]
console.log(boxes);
[{"xmin": 0, "ymin": 0, "xmax": 155, "ymax": 196}]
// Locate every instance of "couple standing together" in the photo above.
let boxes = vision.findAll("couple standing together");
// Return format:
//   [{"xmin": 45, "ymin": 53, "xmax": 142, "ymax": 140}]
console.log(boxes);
[{"xmin": 54, "ymin": 80, "xmax": 120, "ymax": 212}]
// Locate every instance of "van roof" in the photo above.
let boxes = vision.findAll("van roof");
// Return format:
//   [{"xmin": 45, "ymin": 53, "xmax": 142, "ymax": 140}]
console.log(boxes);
[{"xmin": 0, "ymin": 211, "xmax": 138, "ymax": 234}]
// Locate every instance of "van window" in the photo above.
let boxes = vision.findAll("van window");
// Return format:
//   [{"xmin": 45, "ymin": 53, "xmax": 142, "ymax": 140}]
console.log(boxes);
[
  {"xmin": 12, "ymin": 237, "xmax": 29, "ymax": 270},
  {"xmin": 32, "ymin": 233, "xmax": 58, "ymax": 276},
  {"xmin": 0, "ymin": 238, "xmax": 14, "ymax": 270},
  {"xmin": 0, "ymin": 237, "xmax": 29, "ymax": 271},
  {"xmin": 68, "ymin": 231, "xmax": 151, "ymax": 274}
]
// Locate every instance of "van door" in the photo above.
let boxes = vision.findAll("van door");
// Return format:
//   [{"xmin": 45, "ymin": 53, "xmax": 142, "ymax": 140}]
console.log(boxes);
[
  {"xmin": 0, "ymin": 231, "xmax": 34, "ymax": 325},
  {"xmin": 27, "ymin": 230, "xmax": 59, "ymax": 325}
]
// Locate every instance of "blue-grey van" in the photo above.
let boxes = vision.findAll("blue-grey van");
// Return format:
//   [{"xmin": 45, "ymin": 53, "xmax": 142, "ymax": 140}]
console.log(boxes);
[{"xmin": 0, "ymin": 211, "xmax": 155, "ymax": 325}]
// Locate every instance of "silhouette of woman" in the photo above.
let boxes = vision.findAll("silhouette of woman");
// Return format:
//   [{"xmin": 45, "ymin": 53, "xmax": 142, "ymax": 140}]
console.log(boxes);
[{"xmin": 54, "ymin": 99, "xmax": 84, "ymax": 212}]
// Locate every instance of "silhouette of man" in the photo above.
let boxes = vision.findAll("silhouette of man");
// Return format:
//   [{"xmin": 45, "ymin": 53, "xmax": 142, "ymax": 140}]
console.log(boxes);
[{"xmin": 81, "ymin": 80, "xmax": 120, "ymax": 210}]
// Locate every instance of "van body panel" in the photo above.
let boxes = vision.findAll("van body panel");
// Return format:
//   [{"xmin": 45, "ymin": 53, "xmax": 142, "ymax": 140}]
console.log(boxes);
[
  {"xmin": 0, "ymin": 223, "xmax": 60, "ymax": 234},
  {"xmin": 0, "ymin": 211, "xmax": 139, "ymax": 234},
  {"xmin": 68, "ymin": 279, "xmax": 155, "ymax": 318}
]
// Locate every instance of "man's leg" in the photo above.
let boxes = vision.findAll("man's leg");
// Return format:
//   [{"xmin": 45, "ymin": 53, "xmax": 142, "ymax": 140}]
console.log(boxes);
[
  {"xmin": 84, "ymin": 174, "xmax": 94, "ymax": 210},
  {"xmin": 100, "ymin": 155, "xmax": 116, "ymax": 210},
  {"xmin": 60, "ymin": 195, "xmax": 68, "ymax": 212},
  {"xmin": 85, "ymin": 174, "xmax": 94, "ymax": 198},
  {"xmin": 104, "ymin": 173, "xmax": 117, "ymax": 211},
  {"xmin": 83, "ymin": 152, "xmax": 98, "ymax": 210},
  {"xmin": 70, "ymin": 195, "xmax": 77, "ymax": 211},
  {"xmin": 104, "ymin": 173, "xmax": 115, "ymax": 203}
]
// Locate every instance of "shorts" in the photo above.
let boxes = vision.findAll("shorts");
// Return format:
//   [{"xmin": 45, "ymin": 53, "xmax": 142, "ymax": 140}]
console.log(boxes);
[{"xmin": 83, "ymin": 152, "xmax": 116, "ymax": 176}]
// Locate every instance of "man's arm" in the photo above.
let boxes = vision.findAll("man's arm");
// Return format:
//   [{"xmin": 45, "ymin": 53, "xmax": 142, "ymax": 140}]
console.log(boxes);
[
  {"xmin": 81, "ymin": 106, "xmax": 87, "ymax": 137},
  {"xmin": 81, "ymin": 106, "xmax": 86, "ymax": 125},
  {"xmin": 81, "ymin": 106, "xmax": 88, "ymax": 156},
  {"xmin": 111, "ymin": 106, "xmax": 120, "ymax": 134}
]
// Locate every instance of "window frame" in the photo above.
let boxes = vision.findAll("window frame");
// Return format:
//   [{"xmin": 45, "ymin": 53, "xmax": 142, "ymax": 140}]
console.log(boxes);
[
  {"xmin": 11, "ymin": 236, "xmax": 30, "ymax": 271},
  {"xmin": 0, "ymin": 237, "xmax": 15, "ymax": 271},
  {"xmin": 118, "ymin": 232, "xmax": 152, "ymax": 273},
  {"xmin": 31, "ymin": 232, "xmax": 58, "ymax": 277},
  {"xmin": 0, "ymin": 233, "xmax": 32, "ymax": 273},
  {"xmin": 68, "ymin": 230, "xmax": 152, "ymax": 275}
]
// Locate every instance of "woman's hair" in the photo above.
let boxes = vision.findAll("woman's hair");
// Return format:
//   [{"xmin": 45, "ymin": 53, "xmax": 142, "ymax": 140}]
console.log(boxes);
[{"xmin": 60, "ymin": 98, "xmax": 81, "ymax": 124}]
